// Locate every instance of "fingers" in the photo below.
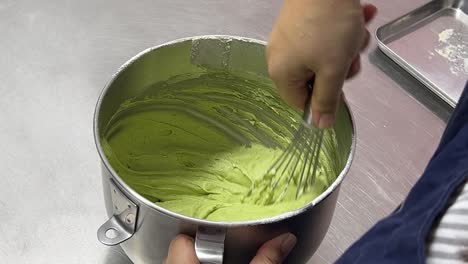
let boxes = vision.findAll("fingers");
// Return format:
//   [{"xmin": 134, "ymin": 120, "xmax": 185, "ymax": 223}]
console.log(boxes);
[
  {"xmin": 165, "ymin": 234, "xmax": 296, "ymax": 264},
  {"xmin": 267, "ymin": 45, "xmax": 312, "ymax": 110},
  {"xmin": 346, "ymin": 4, "xmax": 377, "ymax": 79},
  {"xmin": 273, "ymin": 76, "xmax": 310, "ymax": 111},
  {"xmin": 347, "ymin": 56, "xmax": 361, "ymax": 79},
  {"xmin": 361, "ymin": 30, "xmax": 370, "ymax": 51},
  {"xmin": 361, "ymin": 3, "xmax": 377, "ymax": 52},
  {"xmin": 313, "ymin": 5, "xmax": 375, "ymax": 126},
  {"xmin": 164, "ymin": 235, "xmax": 199, "ymax": 264},
  {"xmin": 250, "ymin": 233, "xmax": 297, "ymax": 264},
  {"xmin": 311, "ymin": 67, "xmax": 348, "ymax": 128},
  {"xmin": 362, "ymin": 3, "xmax": 378, "ymax": 23}
]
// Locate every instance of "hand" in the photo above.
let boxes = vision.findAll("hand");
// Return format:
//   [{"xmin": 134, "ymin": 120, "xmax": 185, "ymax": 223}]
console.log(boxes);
[
  {"xmin": 163, "ymin": 233, "xmax": 297, "ymax": 264},
  {"xmin": 267, "ymin": 0, "xmax": 377, "ymax": 128}
]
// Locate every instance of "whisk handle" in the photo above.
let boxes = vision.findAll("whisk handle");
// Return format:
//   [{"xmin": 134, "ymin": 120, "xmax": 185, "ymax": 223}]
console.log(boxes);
[{"xmin": 303, "ymin": 80, "xmax": 314, "ymax": 126}]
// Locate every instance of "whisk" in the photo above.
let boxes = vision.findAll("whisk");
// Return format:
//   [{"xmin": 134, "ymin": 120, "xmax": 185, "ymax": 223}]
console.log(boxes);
[{"xmin": 245, "ymin": 84, "xmax": 325, "ymax": 205}]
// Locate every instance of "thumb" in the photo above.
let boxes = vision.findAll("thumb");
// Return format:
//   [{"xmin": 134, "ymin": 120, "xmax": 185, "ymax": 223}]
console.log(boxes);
[
  {"xmin": 311, "ymin": 68, "xmax": 347, "ymax": 128},
  {"xmin": 164, "ymin": 235, "xmax": 199, "ymax": 264},
  {"xmin": 250, "ymin": 233, "xmax": 297, "ymax": 264}
]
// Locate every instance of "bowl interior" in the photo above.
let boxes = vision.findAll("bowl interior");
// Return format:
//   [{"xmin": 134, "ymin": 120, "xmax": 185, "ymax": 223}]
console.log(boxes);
[{"xmin": 95, "ymin": 36, "xmax": 354, "ymax": 223}]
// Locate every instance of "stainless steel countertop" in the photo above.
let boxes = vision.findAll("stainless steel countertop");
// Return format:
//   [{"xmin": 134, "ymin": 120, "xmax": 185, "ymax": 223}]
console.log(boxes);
[{"xmin": 0, "ymin": 0, "xmax": 452, "ymax": 263}]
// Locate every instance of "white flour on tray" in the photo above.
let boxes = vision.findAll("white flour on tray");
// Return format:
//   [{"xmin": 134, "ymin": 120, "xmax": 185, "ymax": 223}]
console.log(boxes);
[{"xmin": 430, "ymin": 28, "xmax": 468, "ymax": 76}]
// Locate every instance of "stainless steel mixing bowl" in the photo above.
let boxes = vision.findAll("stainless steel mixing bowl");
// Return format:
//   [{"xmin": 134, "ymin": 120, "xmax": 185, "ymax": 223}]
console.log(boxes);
[{"xmin": 94, "ymin": 35, "xmax": 355, "ymax": 264}]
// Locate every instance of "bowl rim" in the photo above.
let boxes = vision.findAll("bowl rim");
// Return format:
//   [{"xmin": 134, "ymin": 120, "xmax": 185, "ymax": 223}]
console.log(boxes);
[{"xmin": 93, "ymin": 35, "xmax": 357, "ymax": 227}]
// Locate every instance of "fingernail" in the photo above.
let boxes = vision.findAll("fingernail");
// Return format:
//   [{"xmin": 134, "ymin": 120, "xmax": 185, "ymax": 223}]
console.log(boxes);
[
  {"xmin": 318, "ymin": 113, "xmax": 335, "ymax": 129},
  {"xmin": 280, "ymin": 234, "xmax": 297, "ymax": 255}
]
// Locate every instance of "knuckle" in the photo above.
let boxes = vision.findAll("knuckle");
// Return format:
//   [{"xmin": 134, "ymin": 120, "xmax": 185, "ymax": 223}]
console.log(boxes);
[
  {"xmin": 265, "ymin": 256, "xmax": 279, "ymax": 264},
  {"xmin": 319, "ymin": 59, "xmax": 350, "ymax": 76},
  {"xmin": 170, "ymin": 234, "xmax": 192, "ymax": 249},
  {"xmin": 314, "ymin": 96, "xmax": 339, "ymax": 112},
  {"xmin": 251, "ymin": 255, "xmax": 277, "ymax": 264},
  {"xmin": 320, "ymin": 55, "xmax": 343, "ymax": 67},
  {"xmin": 267, "ymin": 64, "xmax": 277, "ymax": 80},
  {"xmin": 267, "ymin": 60, "xmax": 283, "ymax": 83},
  {"xmin": 266, "ymin": 45, "xmax": 288, "ymax": 84}
]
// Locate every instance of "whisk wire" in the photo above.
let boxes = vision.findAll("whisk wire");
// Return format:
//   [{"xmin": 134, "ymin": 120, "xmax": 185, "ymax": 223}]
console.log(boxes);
[
  {"xmin": 246, "ymin": 82, "xmax": 326, "ymax": 205},
  {"xmin": 274, "ymin": 126, "xmax": 310, "ymax": 202},
  {"xmin": 293, "ymin": 131, "xmax": 314, "ymax": 199},
  {"xmin": 296, "ymin": 127, "xmax": 323, "ymax": 198},
  {"xmin": 309, "ymin": 130, "xmax": 324, "ymax": 186}
]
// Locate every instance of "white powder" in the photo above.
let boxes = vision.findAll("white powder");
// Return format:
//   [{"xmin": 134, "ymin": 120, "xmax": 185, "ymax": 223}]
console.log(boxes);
[
  {"xmin": 433, "ymin": 28, "xmax": 468, "ymax": 76},
  {"xmin": 435, "ymin": 45, "xmax": 458, "ymax": 62},
  {"xmin": 438, "ymin": 29, "xmax": 454, "ymax": 43}
]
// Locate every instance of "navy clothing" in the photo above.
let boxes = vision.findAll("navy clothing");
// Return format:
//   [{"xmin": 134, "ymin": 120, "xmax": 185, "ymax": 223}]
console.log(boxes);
[{"xmin": 336, "ymin": 83, "xmax": 468, "ymax": 264}]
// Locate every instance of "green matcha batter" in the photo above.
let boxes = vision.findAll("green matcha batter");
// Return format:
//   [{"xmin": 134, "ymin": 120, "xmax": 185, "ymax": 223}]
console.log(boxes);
[{"xmin": 102, "ymin": 72, "xmax": 335, "ymax": 222}]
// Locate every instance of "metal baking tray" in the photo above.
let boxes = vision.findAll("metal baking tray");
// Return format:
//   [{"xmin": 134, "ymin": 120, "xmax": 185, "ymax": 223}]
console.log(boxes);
[{"xmin": 376, "ymin": 0, "xmax": 468, "ymax": 107}]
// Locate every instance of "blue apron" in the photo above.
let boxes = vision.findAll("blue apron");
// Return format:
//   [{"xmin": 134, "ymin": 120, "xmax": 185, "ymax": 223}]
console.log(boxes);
[{"xmin": 336, "ymin": 82, "xmax": 468, "ymax": 264}]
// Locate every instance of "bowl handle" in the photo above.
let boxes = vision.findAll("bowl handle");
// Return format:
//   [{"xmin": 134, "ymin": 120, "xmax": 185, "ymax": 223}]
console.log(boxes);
[
  {"xmin": 97, "ymin": 179, "xmax": 138, "ymax": 246},
  {"xmin": 195, "ymin": 226, "xmax": 226, "ymax": 264}
]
